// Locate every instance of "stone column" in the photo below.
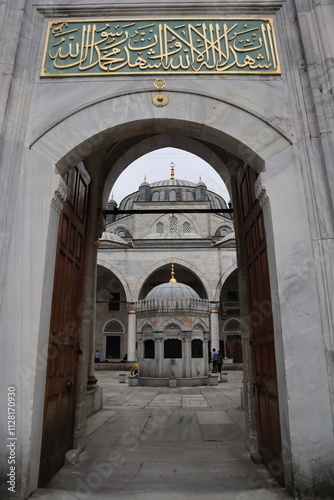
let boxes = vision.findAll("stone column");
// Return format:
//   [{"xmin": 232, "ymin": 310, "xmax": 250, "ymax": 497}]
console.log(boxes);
[
  {"xmin": 127, "ymin": 310, "xmax": 137, "ymax": 362},
  {"xmin": 137, "ymin": 333, "xmax": 143, "ymax": 376},
  {"xmin": 210, "ymin": 309, "xmax": 220, "ymax": 352},
  {"xmin": 87, "ymin": 204, "xmax": 106, "ymax": 389},
  {"xmin": 86, "ymin": 254, "xmax": 98, "ymax": 389},
  {"xmin": 155, "ymin": 333, "xmax": 164, "ymax": 378},
  {"xmin": 203, "ymin": 333, "xmax": 209, "ymax": 376},
  {"xmin": 182, "ymin": 332, "xmax": 192, "ymax": 378}
]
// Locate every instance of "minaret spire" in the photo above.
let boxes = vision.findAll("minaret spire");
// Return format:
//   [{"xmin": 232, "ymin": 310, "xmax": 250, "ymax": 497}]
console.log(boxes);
[
  {"xmin": 169, "ymin": 262, "xmax": 177, "ymax": 283},
  {"xmin": 170, "ymin": 162, "xmax": 175, "ymax": 180}
]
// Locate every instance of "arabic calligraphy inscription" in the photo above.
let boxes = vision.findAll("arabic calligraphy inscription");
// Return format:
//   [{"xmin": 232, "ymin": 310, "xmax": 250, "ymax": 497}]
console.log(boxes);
[{"xmin": 41, "ymin": 18, "xmax": 281, "ymax": 76}]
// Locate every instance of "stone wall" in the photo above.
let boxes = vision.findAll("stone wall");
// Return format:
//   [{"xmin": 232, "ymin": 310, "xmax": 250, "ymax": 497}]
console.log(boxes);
[{"xmin": 0, "ymin": 1, "xmax": 333, "ymax": 498}]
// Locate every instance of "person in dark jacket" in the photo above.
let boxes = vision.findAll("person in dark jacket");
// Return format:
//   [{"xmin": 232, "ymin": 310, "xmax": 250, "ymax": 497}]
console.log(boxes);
[
  {"xmin": 217, "ymin": 351, "xmax": 223, "ymax": 373},
  {"xmin": 212, "ymin": 349, "xmax": 218, "ymax": 373}
]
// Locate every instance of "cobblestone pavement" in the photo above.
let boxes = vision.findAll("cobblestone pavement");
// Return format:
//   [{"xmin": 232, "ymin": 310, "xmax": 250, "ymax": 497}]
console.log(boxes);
[{"xmin": 31, "ymin": 371, "xmax": 292, "ymax": 500}]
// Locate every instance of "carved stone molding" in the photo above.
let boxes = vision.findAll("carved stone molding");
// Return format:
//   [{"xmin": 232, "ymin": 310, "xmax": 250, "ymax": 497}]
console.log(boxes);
[
  {"xmin": 255, "ymin": 176, "xmax": 269, "ymax": 210},
  {"xmin": 51, "ymin": 175, "xmax": 67, "ymax": 214},
  {"xmin": 96, "ymin": 208, "xmax": 106, "ymax": 240}
]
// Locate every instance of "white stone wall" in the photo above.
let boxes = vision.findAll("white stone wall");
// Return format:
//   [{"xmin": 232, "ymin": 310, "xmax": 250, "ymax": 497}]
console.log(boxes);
[{"xmin": 0, "ymin": 1, "xmax": 333, "ymax": 498}]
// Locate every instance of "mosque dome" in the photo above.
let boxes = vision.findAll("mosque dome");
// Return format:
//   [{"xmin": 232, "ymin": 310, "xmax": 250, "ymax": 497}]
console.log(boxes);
[
  {"xmin": 115, "ymin": 168, "xmax": 228, "ymax": 221},
  {"xmin": 145, "ymin": 263, "xmax": 200, "ymax": 300},
  {"xmin": 145, "ymin": 281, "xmax": 200, "ymax": 300}
]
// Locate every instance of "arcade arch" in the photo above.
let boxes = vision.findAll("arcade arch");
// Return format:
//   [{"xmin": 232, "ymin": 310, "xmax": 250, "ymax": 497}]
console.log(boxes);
[{"xmin": 138, "ymin": 262, "xmax": 209, "ymax": 301}]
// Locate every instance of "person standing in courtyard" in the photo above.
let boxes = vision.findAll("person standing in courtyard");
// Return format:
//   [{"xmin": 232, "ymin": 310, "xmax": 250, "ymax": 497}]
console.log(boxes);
[
  {"xmin": 94, "ymin": 350, "xmax": 100, "ymax": 363},
  {"xmin": 212, "ymin": 348, "xmax": 218, "ymax": 373}
]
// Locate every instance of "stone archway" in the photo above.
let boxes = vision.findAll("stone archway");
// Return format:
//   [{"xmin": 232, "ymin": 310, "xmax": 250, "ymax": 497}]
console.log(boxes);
[
  {"xmin": 29, "ymin": 89, "xmax": 323, "ymax": 496},
  {"xmin": 134, "ymin": 258, "xmax": 212, "ymax": 302},
  {"xmin": 31, "ymin": 91, "xmax": 290, "ymax": 176}
]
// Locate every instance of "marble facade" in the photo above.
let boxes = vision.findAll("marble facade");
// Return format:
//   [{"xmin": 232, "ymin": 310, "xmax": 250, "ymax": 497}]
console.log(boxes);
[{"xmin": 0, "ymin": 1, "xmax": 333, "ymax": 499}]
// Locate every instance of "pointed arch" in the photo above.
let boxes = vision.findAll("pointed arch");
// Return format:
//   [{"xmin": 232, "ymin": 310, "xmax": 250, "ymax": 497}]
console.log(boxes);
[
  {"xmin": 97, "ymin": 259, "xmax": 132, "ymax": 302},
  {"xmin": 214, "ymin": 263, "xmax": 238, "ymax": 302},
  {"xmin": 134, "ymin": 258, "xmax": 212, "ymax": 301}
]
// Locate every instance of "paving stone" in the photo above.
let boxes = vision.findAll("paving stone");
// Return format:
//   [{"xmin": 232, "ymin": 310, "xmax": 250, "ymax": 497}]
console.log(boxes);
[{"xmin": 32, "ymin": 370, "xmax": 292, "ymax": 500}]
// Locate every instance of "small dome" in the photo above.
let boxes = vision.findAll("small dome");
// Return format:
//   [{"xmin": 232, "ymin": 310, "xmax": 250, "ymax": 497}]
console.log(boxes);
[
  {"xmin": 99, "ymin": 231, "xmax": 127, "ymax": 244},
  {"xmin": 145, "ymin": 281, "xmax": 200, "ymax": 300},
  {"xmin": 108, "ymin": 191, "xmax": 117, "ymax": 203},
  {"xmin": 140, "ymin": 175, "xmax": 150, "ymax": 187},
  {"xmin": 196, "ymin": 175, "xmax": 206, "ymax": 187}
]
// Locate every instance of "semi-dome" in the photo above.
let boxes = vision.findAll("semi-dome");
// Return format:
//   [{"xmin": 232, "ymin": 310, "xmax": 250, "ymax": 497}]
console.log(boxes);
[{"xmin": 145, "ymin": 281, "xmax": 200, "ymax": 300}]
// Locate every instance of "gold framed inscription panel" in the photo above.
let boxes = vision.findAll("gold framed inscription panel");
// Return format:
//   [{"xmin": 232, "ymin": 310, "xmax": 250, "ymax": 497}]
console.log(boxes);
[{"xmin": 41, "ymin": 18, "xmax": 281, "ymax": 77}]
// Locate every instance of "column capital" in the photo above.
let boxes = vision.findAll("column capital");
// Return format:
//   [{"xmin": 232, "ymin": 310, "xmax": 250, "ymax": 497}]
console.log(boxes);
[
  {"xmin": 128, "ymin": 310, "xmax": 136, "ymax": 314},
  {"xmin": 210, "ymin": 309, "xmax": 219, "ymax": 314}
]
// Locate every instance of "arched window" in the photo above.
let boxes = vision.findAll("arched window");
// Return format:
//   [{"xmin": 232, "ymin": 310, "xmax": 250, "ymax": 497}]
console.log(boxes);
[
  {"xmin": 164, "ymin": 339, "xmax": 182, "ymax": 358},
  {"xmin": 103, "ymin": 320, "xmax": 123, "ymax": 333},
  {"xmin": 156, "ymin": 222, "xmax": 164, "ymax": 233},
  {"xmin": 224, "ymin": 318, "xmax": 241, "ymax": 332},
  {"xmin": 186, "ymin": 190, "xmax": 195, "ymax": 201},
  {"xmin": 183, "ymin": 221, "xmax": 191, "ymax": 233},
  {"xmin": 170, "ymin": 216, "xmax": 178, "ymax": 232},
  {"xmin": 191, "ymin": 339, "xmax": 203, "ymax": 358},
  {"xmin": 152, "ymin": 191, "xmax": 160, "ymax": 201},
  {"xmin": 144, "ymin": 339, "xmax": 155, "ymax": 359},
  {"xmin": 169, "ymin": 190, "xmax": 177, "ymax": 201},
  {"xmin": 215, "ymin": 225, "xmax": 231, "ymax": 238},
  {"xmin": 114, "ymin": 226, "xmax": 131, "ymax": 238}
]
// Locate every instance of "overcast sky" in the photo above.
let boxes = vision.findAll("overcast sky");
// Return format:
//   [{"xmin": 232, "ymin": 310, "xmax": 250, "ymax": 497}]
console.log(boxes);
[{"xmin": 111, "ymin": 147, "xmax": 230, "ymax": 204}]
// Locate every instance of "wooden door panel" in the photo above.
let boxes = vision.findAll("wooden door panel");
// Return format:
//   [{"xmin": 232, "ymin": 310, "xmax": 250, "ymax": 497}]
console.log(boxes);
[
  {"xmin": 39, "ymin": 163, "xmax": 90, "ymax": 486},
  {"xmin": 238, "ymin": 165, "xmax": 284, "ymax": 486},
  {"xmin": 268, "ymin": 396, "xmax": 281, "ymax": 456}
]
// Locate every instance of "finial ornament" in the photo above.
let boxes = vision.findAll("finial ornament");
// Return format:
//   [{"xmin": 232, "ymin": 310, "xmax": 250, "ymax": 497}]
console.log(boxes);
[
  {"xmin": 144, "ymin": 175, "xmax": 147, "ymax": 182},
  {"xmin": 169, "ymin": 262, "xmax": 177, "ymax": 282},
  {"xmin": 170, "ymin": 162, "xmax": 175, "ymax": 180}
]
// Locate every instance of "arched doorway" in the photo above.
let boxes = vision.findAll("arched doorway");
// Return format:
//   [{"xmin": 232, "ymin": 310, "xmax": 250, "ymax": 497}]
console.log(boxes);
[
  {"xmin": 31, "ymin": 91, "xmax": 299, "ymax": 493},
  {"xmin": 96, "ymin": 264, "xmax": 130, "ymax": 362},
  {"xmin": 103, "ymin": 320, "xmax": 124, "ymax": 360}
]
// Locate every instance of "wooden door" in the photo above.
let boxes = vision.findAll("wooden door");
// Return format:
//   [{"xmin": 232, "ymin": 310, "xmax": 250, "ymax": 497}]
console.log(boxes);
[
  {"xmin": 238, "ymin": 166, "xmax": 285, "ymax": 486},
  {"xmin": 39, "ymin": 162, "xmax": 91, "ymax": 486}
]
